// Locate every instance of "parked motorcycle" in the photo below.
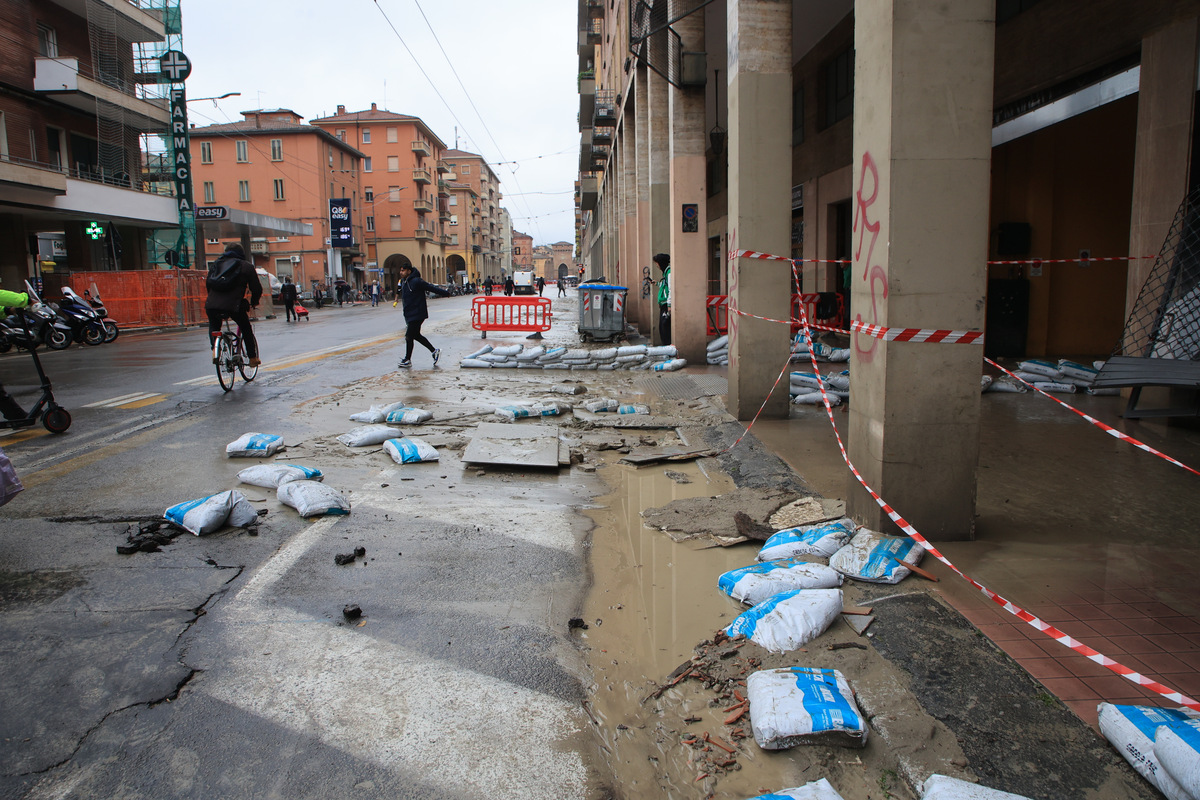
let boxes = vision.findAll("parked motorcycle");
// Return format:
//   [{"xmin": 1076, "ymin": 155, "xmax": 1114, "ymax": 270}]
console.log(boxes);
[
  {"xmin": 53, "ymin": 288, "xmax": 106, "ymax": 346},
  {"xmin": 81, "ymin": 287, "xmax": 119, "ymax": 342},
  {"xmin": 0, "ymin": 301, "xmax": 67, "ymax": 351}
]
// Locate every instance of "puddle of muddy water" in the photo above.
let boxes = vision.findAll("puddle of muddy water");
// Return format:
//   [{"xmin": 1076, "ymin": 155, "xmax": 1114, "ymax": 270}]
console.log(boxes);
[{"xmin": 580, "ymin": 458, "xmax": 810, "ymax": 798}]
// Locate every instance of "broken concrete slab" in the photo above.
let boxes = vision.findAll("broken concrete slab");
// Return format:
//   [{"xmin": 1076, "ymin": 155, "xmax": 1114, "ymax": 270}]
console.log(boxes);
[
  {"xmin": 462, "ymin": 422, "xmax": 565, "ymax": 469},
  {"xmin": 641, "ymin": 487, "xmax": 807, "ymax": 545},
  {"xmin": 768, "ymin": 496, "xmax": 847, "ymax": 529}
]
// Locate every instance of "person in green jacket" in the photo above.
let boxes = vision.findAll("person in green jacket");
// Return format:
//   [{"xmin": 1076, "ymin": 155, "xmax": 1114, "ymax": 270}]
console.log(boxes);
[
  {"xmin": 654, "ymin": 252, "xmax": 671, "ymax": 346},
  {"xmin": 0, "ymin": 288, "xmax": 31, "ymax": 420}
]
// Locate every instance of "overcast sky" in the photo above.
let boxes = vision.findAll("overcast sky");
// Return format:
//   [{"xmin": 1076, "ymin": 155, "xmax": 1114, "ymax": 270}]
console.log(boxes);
[{"xmin": 178, "ymin": 0, "xmax": 579, "ymax": 246}]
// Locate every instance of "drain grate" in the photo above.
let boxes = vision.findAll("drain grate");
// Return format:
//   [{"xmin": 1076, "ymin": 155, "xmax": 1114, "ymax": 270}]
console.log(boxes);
[{"xmin": 639, "ymin": 373, "xmax": 728, "ymax": 400}]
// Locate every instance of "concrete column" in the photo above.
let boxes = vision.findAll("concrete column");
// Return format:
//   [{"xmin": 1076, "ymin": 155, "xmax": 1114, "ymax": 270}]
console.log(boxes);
[
  {"xmin": 668, "ymin": 0, "xmax": 709, "ymax": 362},
  {"xmin": 622, "ymin": 105, "xmax": 638, "ymax": 295},
  {"xmin": 726, "ymin": 0, "xmax": 792, "ymax": 418},
  {"xmin": 846, "ymin": 0, "xmax": 993, "ymax": 541},
  {"xmin": 648, "ymin": 69, "xmax": 672, "ymax": 340},
  {"xmin": 1127, "ymin": 18, "xmax": 1199, "ymax": 325},
  {"xmin": 634, "ymin": 66, "xmax": 653, "ymax": 331}
]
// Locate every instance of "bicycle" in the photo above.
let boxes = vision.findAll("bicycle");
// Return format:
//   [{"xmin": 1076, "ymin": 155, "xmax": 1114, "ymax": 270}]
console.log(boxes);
[{"xmin": 211, "ymin": 316, "xmax": 258, "ymax": 392}]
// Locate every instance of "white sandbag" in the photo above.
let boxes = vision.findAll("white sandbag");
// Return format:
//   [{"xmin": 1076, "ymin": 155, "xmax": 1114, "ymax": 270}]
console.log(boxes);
[
  {"xmin": 718, "ymin": 558, "xmax": 843, "ymax": 605},
  {"xmin": 825, "ymin": 372, "xmax": 850, "ymax": 391},
  {"xmin": 543, "ymin": 363, "xmax": 570, "ymax": 370},
  {"xmin": 518, "ymin": 363, "xmax": 542, "ymax": 369},
  {"xmin": 812, "ymin": 342, "xmax": 850, "ymax": 362},
  {"xmin": 277, "ymin": 480, "xmax": 350, "ymax": 518},
  {"xmin": 758, "ymin": 518, "xmax": 857, "ymax": 561},
  {"xmin": 617, "ymin": 344, "xmax": 648, "ymax": 356},
  {"xmin": 652, "ymin": 358, "xmax": 687, "ymax": 371},
  {"xmin": 348, "ymin": 401, "xmax": 407, "ymax": 423},
  {"xmin": 617, "ymin": 404, "xmax": 649, "ymax": 414},
  {"xmin": 549, "ymin": 384, "xmax": 586, "ymax": 395},
  {"xmin": 570, "ymin": 363, "xmax": 598, "ymax": 371},
  {"xmin": 984, "ymin": 377, "xmax": 1027, "ymax": 393},
  {"xmin": 225, "ymin": 433, "xmax": 285, "ymax": 458},
  {"xmin": 724, "ymin": 589, "xmax": 843, "ymax": 653},
  {"xmin": 1156, "ymin": 722, "xmax": 1200, "ymax": 800},
  {"xmin": 747, "ymin": 666, "xmax": 867, "ymax": 749},
  {"xmin": 1017, "ymin": 359, "xmax": 1063, "ymax": 379},
  {"xmin": 591, "ymin": 347, "xmax": 618, "ymax": 360},
  {"xmin": 465, "ymin": 344, "xmax": 494, "ymax": 359},
  {"xmin": 584, "ymin": 398, "xmax": 620, "ymax": 412},
  {"xmin": 460, "ymin": 358, "xmax": 493, "ymax": 368},
  {"xmin": 1087, "ymin": 387, "xmax": 1121, "ymax": 396},
  {"xmin": 494, "ymin": 400, "xmax": 570, "ymax": 420},
  {"xmin": 980, "ymin": 375, "xmax": 994, "ymax": 392},
  {"xmin": 537, "ymin": 347, "xmax": 567, "ymax": 361},
  {"xmin": 793, "ymin": 391, "xmax": 840, "ymax": 406},
  {"xmin": 1032, "ymin": 381, "xmax": 1076, "ymax": 394},
  {"xmin": 829, "ymin": 530, "xmax": 925, "ymax": 584},
  {"xmin": 479, "ymin": 353, "xmax": 513, "ymax": 363},
  {"xmin": 383, "ymin": 437, "xmax": 439, "ymax": 464},
  {"xmin": 385, "ymin": 407, "xmax": 433, "ymax": 425},
  {"xmin": 492, "ymin": 361, "xmax": 518, "ymax": 369},
  {"xmin": 646, "ymin": 345, "xmax": 677, "ymax": 358},
  {"xmin": 1058, "ymin": 359, "xmax": 1099, "ymax": 383},
  {"xmin": 515, "ymin": 346, "xmax": 545, "ymax": 361},
  {"xmin": 1094, "ymin": 360, "xmax": 1107, "ymax": 371},
  {"xmin": 616, "ymin": 353, "xmax": 648, "ymax": 363},
  {"xmin": 790, "ymin": 372, "xmax": 825, "ymax": 389},
  {"xmin": 337, "ymin": 425, "xmax": 403, "ymax": 447},
  {"xmin": 746, "ymin": 779, "xmax": 845, "ymax": 800},
  {"xmin": 707, "ymin": 335, "xmax": 729, "ymax": 353},
  {"xmin": 165, "ymin": 490, "xmax": 258, "ymax": 536},
  {"xmin": 237, "ymin": 463, "xmax": 323, "ymax": 489},
  {"xmin": 564, "ymin": 349, "xmax": 591, "ymax": 360},
  {"xmin": 490, "ymin": 344, "xmax": 522, "ymax": 356},
  {"xmin": 1099, "ymin": 703, "xmax": 1199, "ymax": 800},
  {"xmin": 920, "ymin": 775, "xmax": 1035, "ymax": 800},
  {"xmin": 597, "ymin": 363, "xmax": 617, "ymax": 371},
  {"xmin": 707, "ymin": 347, "xmax": 728, "ymax": 359}
]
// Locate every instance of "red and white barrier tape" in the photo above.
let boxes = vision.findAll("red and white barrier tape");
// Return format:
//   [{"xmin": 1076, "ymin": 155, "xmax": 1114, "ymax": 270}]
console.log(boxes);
[
  {"xmin": 729, "ymin": 248, "xmax": 1155, "ymax": 267},
  {"xmin": 785, "ymin": 300, "xmax": 1200, "ymax": 711},
  {"xmin": 726, "ymin": 304, "xmax": 983, "ymax": 344},
  {"xmin": 986, "ymin": 359, "xmax": 1200, "ymax": 478}
]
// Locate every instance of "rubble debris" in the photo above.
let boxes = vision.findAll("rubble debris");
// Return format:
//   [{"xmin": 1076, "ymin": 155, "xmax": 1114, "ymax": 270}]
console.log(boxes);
[
  {"xmin": 568, "ymin": 617, "xmax": 589, "ymax": 630},
  {"xmin": 116, "ymin": 518, "xmax": 187, "ymax": 554},
  {"xmin": 733, "ymin": 511, "xmax": 775, "ymax": 541},
  {"xmin": 342, "ymin": 604, "xmax": 362, "ymax": 620}
]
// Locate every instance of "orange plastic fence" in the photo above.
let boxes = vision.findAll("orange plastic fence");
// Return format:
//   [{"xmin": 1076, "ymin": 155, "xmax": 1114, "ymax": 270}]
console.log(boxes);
[
  {"xmin": 471, "ymin": 296, "xmax": 552, "ymax": 339},
  {"xmin": 42, "ymin": 270, "xmax": 209, "ymax": 328}
]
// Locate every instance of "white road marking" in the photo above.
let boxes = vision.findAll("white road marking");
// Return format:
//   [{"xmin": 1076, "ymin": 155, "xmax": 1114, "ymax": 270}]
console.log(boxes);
[{"xmin": 82, "ymin": 392, "xmax": 161, "ymax": 408}]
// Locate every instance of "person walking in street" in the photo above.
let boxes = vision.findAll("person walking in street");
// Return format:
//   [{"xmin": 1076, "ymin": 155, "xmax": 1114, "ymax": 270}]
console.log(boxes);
[
  {"xmin": 536, "ymin": 276, "xmax": 546, "ymax": 297},
  {"xmin": 557, "ymin": 278, "xmax": 567, "ymax": 297},
  {"xmin": 483, "ymin": 276, "xmax": 493, "ymax": 296},
  {"xmin": 205, "ymin": 243, "xmax": 263, "ymax": 366},
  {"xmin": 279, "ymin": 277, "xmax": 299, "ymax": 322},
  {"xmin": 654, "ymin": 252, "xmax": 672, "ymax": 347},
  {"xmin": 503, "ymin": 276, "xmax": 514, "ymax": 297},
  {"xmin": 370, "ymin": 280, "xmax": 382, "ymax": 307},
  {"xmin": 396, "ymin": 264, "xmax": 449, "ymax": 369}
]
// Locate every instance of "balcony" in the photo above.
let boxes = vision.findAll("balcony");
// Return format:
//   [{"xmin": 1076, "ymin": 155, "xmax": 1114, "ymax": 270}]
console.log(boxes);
[
  {"xmin": 0, "ymin": 156, "xmax": 68, "ymax": 197},
  {"xmin": 593, "ymin": 92, "xmax": 617, "ymax": 128},
  {"xmin": 439, "ymin": 204, "xmax": 451, "ymax": 221},
  {"xmin": 412, "ymin": 167, "xmax": 432, "ymax": 184},
  {"xmin": 411, "ymin": 140, "xmax": 431, "ymax": 156},
  {"xmin": 587, "ymin": 0, "xmax": 603, "ymax": 19},
  {"xmin": 34, "ymin": 57, "xmax": 169, "ymax": 130},
  {"xmin": 414, "ymin": 227, "xmax": 434, "ymax": 242},
  {"xmin": 436, "ymin": 159, "xmax": 452, "ymax": 174},
  {"xmin": 413, "ymin": 197, "xmax": 434, "ymax": 213},
  {"xmin": 579, "ymin": 19, "xmax": 602, "ymax": 48},
  {"xmin": 437, "ymin": 180, "xmax": 450, "ymax": 197},
  {"xmin": 439, "ymin": 234, "xmax": 452, "ymax": 246},
  {"xmin": 592, "ymin": 127, "xmax": 612, "ymax": 146},
  {"xmin": 45, "ymin": 0, "xmax": 166, "ymax": 43},
  {"xmin": 578, "ymin": 76, "xmax": 595, "ymax": 130}
]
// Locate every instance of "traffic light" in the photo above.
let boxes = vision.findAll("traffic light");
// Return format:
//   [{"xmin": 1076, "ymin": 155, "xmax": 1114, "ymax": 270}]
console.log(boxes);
[{"xmin": 85, "ymin": 221, "xmax": 104, "ymax": 240}]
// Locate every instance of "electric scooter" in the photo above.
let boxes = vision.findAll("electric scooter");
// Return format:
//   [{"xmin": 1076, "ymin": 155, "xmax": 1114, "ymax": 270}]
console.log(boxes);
[{"xmin": 0, "ymin": 282, "xmax": 72, "ymax": 434}]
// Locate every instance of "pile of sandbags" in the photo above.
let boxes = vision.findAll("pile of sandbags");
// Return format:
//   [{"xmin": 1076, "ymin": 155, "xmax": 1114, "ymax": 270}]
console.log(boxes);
[
  {"xmin": 788, "ymin": 371, "xmax": 848, "ymax": 406},
  {"xmin": 707, "ymin": 335, "xmax": 729, "ymax": 365},
  {"xmin": 983, "ymin": 358, "xmax": 1116, "ymax": 396},
  {"xmin": 460, "ymin": 343, "xmax": 686, "ymax": 371}
]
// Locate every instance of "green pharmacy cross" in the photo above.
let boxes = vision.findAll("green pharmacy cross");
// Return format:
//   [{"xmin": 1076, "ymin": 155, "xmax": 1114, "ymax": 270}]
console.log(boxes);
[{"xmin": 85, "ymin": 222, "xmax": 105, "ymax": 240}]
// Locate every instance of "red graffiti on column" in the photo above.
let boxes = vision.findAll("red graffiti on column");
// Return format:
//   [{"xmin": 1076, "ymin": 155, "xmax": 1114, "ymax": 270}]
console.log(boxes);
[
  {"xmin": 852, "ymin": 152, "xmax": 889, "ymax": 361},
  {"xmin": 727, "ymin": 230, "xmax": 739, "ymax": 363}
]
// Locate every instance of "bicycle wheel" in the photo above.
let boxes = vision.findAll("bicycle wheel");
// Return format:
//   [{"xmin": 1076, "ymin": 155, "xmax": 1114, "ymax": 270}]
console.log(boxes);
[
  {"xmin": 214, "ymin": 335, "xmax": 237, "ymax": 392},
  {"xmin": 238, "ymin": 344, "xmax": 258, "ymax": 381}
]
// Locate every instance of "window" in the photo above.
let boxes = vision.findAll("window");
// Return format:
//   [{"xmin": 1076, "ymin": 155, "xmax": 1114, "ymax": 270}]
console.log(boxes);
[
  {"xmin": 200, "ymin": 141, "xmax": 213, "ymax": 163},
  {"xmin": 236, "ymin": 140, "xmax": 249, "ymax": 162},
  {"xmin": 461, "ymin": 165, "xmax": 471, "ymax": 175},
  {"xmin": 36, "ymin": 25, "xmax": 57, "ymax": 57},
  {"xmin": 328, "ymin": 146, "xmax": 334, "ymax": 167},
  {"xmin": 389, "ymin": 215, "xmax": 402, "ymax": 232},
  {"xmin": 821, "ymin": 48, "xmax": 853, "ymax": 129},
  {"xmin": 0, "ymin": 112, "xmax": 9, "ymax": 160},
  {"xmin": 450, "ymin": 215, "xmax": 458, "ymax": 226},
  {"xmin": 388, "ymin": 185, "xmax": 400, "ymax": 201},
  {"xmin": 364, "ymin": 157, "xmax": 372, "ymax": 172},
  {"xmin": 449, "ymin": 195, "xmax": 457, "ymax": 206},
  {"xmin": 238, "ymin": 180, "xmax": 250, "ymax": 201},
  {"xmin": 387, "ymin": 156, "xmax": 399, "ymax": 172},
  {"xmin": 386, "ymin": 127, "xmax": 398, "ymax": 143},
  {"xmin": 366, "ymin": 216, "xmax": 375, "ymax": 232},
  {"xmin": 270, "ymin": 139, "xmax": 283, "ymax": 161},
  {"xmin": 336, "ymin": 129, "xmax": 346, "ymax": 141},
  {"xmin": 792, "ymin": 85, "xmax": 805, "ymax": 146},
  {"xmin": 339, "ymin": 152, "xmax": 345, "ymax": 170},
  {"xmin": 362, "ymin": 128, "xmax": 371, "ymax": 144},
  {"xmin": 203, "ymin": 181, "xmax": 215, "ymax": 203},
  {"xmin": 273, "ymin": 179, "xmax": 285, "ymax": 200},
  {"xmin": 365, "ymin": 187, "xmax": 374, "ymax": 202}
]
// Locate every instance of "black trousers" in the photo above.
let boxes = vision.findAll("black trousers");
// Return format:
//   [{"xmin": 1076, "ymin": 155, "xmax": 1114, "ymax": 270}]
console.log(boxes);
[
  {"xmin": 404, "ymin": 319, "xmax": 435, "ymax": 360},
  {"xmin": 284, "ymin": 301, "xmax": 297, "ymax": 321},
  {"xmin": 207, "ymin": 309, "xmax": 258, "ymax": 359},
  {"xmin": 659, "ymin": 306, "xmax": 672, "ymax": 346}
]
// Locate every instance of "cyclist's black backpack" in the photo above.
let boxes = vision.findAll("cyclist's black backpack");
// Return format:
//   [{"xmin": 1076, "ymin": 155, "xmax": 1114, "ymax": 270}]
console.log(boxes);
[{"xmin": 207, "ymin": 256, "xmax": 242, "ymax": 292}]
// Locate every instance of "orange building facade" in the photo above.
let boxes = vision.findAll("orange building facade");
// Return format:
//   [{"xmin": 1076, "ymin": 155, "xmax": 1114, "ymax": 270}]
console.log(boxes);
[
  {"xmin": 440, "ymin": 150, "xmax": 504, "ymax": 281},
  {"xmin": 189, "ymin": 109, "xmax": 364, "ymax": 291},
  {"xmin": 311, "ymin": 104, "xmax": 451, "ymax": 290}
]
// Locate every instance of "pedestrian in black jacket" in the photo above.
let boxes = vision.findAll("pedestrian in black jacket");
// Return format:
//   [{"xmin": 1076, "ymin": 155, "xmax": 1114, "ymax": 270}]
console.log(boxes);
[
  {"xmin": 396, "ymin": 264, "xmax": 449, "ymax": 368},
  {"xmin": 279, "ymin": 277, "xmax": 299, "ymax": 322},
  {"xmin": 205, "ymin": 243, "xmax": 263, "ymax": 365}
]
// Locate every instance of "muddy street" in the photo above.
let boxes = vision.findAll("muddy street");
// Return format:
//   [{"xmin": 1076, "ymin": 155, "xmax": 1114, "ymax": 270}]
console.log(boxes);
[{"xmin": 0, "ymin": 295, "xmax": 1164, "ymax": 799}]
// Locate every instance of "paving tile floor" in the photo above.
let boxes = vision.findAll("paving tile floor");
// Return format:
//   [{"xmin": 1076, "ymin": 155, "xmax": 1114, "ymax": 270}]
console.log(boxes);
[{"xmin": 744, "ymin": 376, "xmax": 1200, "ymax": 731}]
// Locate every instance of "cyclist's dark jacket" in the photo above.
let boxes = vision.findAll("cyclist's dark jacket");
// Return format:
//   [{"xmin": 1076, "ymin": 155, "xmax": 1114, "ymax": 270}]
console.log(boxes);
[{"xmin": 205, "ymin": 253, "xmax": 263, "ymax": 314}]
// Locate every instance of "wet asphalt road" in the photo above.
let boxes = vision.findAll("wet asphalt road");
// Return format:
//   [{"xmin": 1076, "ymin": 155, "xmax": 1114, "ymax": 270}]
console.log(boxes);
[{"xmin": 0, "ymin": 297, "xmax": 607, "ymax": 799}]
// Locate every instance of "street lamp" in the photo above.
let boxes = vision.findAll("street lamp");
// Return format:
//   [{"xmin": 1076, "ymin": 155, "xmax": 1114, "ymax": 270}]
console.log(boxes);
[
  {"xmin": 367, "ymin": 187, "xmax": 407, "ymax": 294},
  {"xmin": 187, "ymin": 91, "xmax": 242, "ymax": 105}
]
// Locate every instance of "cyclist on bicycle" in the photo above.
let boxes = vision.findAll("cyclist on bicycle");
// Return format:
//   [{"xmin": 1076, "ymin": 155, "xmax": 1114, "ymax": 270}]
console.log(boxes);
[{"xmin": 205, "ymin": 243, "xmax": 263, "ymax": 367}]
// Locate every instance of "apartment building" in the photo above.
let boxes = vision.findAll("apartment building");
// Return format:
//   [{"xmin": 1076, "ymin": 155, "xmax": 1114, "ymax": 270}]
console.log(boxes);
[
  {"xmin": 440, "ymin": 149, "xmax": 505, "ymax": 281},
  {"xmin": 512, "ymin": 230, "xmax": 533, "ymax": 275},
  {"xmin": 578, "ymin": 0, "xmax": 1200, "ymax": 538},
  {"xmin": 189, "ymin": 109, "xmax": 363, "ymax": 289},
  {"xmin": 311, "ymin": 104, "xmax": 450, "ymax": 290},
  {"xmin": 0, "ymin": 0, "xmax": 178, "ymax": 287},
  {"xmin": 497, "ymin": 208, "xmax": 514, "ymax": 277},
  {"xmin": 445, "ymin": 181, "xmax": 480, "ymax": 285}
]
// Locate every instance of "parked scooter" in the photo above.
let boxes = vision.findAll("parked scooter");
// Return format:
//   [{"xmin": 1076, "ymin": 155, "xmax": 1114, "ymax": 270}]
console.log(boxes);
[
  {"xmin": 81, "ymin": 287, "xmax": 119, "ymax": 342},
  {"xmin": 53, "ymin": 287, "xmax": 106, "ymax": 346},
  {"xmin": 0, "ymin": 294, "xmax": 71, "ymax": 351}
]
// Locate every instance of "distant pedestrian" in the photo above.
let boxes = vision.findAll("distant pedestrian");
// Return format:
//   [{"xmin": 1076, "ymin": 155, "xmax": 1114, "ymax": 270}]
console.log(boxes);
[
  {"xmin": 396, "ymin": 264, "xmax": 450, "ymax": 369},
  {"xmin": 279, "ymin": 277, "xmax": 299, "ymax": 322},
  {"xmin": 536, "ymin": 276, "xmax": 545, "ymax": 296},
  {"xmin": 654, "ymin": 252, "xmax": 671, "ymax": 346},
  {"xmin": 504, "ymin": 276, "xmax": 514, "ymax": 296},
  {"xmin": 370, "ymin": 280, "xmax": 382, "ymax": 307},
  {"xmin": 483, "ymin": 276, "xmax": 494, "ymax": 296},
  {"xmin": 557, "ymin": 278, "xmax": 567, "ymax": 297}
]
